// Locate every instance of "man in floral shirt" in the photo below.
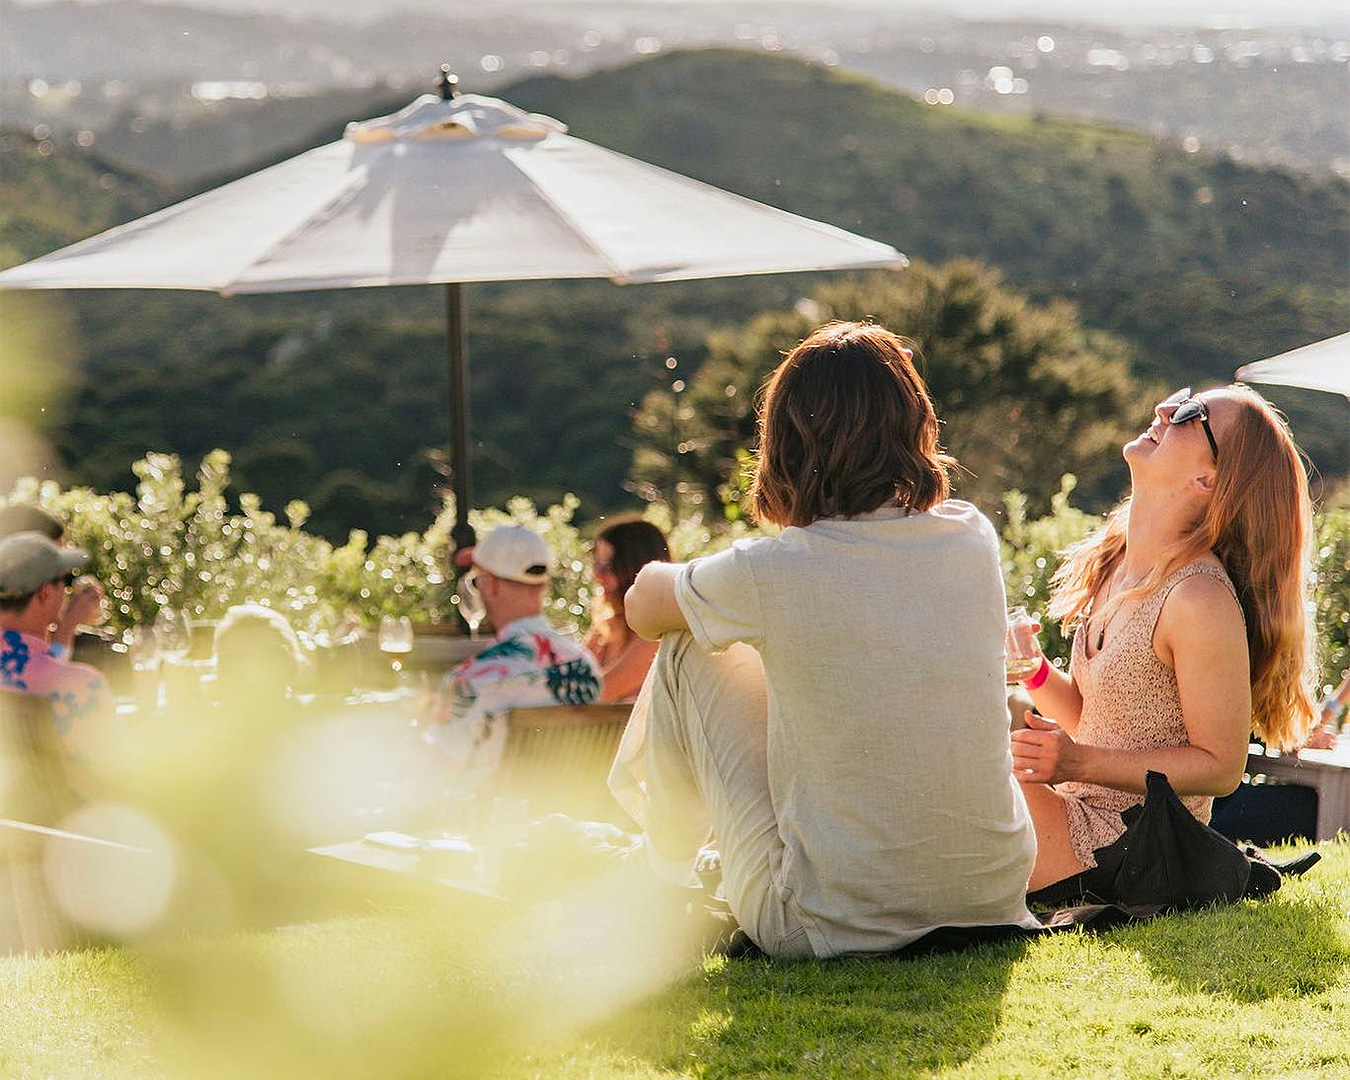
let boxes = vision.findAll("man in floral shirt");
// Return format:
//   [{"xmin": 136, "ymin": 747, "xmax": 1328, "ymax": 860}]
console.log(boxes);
[
  {"xmin": 423, "ymin": 525, "xmax": 601, "ymax": 789},
  {"xmin": 0, "ymin": 532, "xmax": 113, "ymax": 760}
]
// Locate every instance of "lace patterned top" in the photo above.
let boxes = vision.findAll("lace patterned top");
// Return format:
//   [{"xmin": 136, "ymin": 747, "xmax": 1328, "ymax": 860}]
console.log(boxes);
[{"xmin": 1056, "ymin": 560, "xmax": 1240, "ymax": 867}]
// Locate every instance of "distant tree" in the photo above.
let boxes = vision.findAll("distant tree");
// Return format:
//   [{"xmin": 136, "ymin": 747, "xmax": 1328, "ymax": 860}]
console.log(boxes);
[{"xmin": 631, "ymin": 260, "xmax": 1152, "ymax": 518}]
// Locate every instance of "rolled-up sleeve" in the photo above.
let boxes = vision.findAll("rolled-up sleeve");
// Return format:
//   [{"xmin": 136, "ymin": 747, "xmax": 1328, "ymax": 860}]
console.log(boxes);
[{"xmin": 672, "ymin": 542, "xmax": 765, "ymax": 652}]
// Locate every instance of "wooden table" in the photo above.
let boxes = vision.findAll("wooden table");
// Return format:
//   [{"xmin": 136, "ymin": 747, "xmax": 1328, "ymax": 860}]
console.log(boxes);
[{"xmin": 1246, "ymin": 737, "xmax": 1350, "ymax": 841}]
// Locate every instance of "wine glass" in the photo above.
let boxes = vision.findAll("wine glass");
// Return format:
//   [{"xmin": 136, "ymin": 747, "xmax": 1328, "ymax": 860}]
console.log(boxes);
[
  {"xmin": 153, "ymin": 606, "xmax": 192, "ymax": 663},
  {"xmin": 379, "ymin": 615, "xmax": 414, "ymax": 676},
  {"xmin": 126, "ymin": 625, "xmax": 161, "ymax": 711},
  {"xmin": 457, "ymin": 571, "xmax": 486, "ymax": 639},
  {"xmin": 1004, "ymin": 607, "xmax": 1042, "ymax": 684}
]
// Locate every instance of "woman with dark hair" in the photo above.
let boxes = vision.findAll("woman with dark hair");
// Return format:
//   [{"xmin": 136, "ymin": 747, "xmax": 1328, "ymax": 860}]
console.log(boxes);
[
  {"xmin": 617, "ymin": 321, "xmax": 1038, "ymax": 958},
  {"xmin": 584, "ymin": 516, "xmax": 671, "ymax": 703}
]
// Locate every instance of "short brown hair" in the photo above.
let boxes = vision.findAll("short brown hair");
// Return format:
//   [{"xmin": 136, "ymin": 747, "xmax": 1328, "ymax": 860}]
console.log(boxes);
[{"xmin": 751, "ymin": 321, "xmax": 953, "ymax": 528}]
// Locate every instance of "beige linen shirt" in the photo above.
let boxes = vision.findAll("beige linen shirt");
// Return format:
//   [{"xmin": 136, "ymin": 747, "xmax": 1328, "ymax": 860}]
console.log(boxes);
[{"xmin": 673, "ymin": 501, "xmax": 1038, "ymax": 955}]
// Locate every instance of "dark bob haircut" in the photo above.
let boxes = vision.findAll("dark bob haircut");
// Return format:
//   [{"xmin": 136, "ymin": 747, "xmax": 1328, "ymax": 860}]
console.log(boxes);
[{"xmin": 750, "ymin": 321, "xmax": 954, "ymax": 528}]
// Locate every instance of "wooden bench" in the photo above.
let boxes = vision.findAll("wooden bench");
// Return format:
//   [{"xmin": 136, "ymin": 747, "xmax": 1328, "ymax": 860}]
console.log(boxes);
[
  {"xmin": 1246, "ymin": 739, "xmax": 1350, "ymax": 841},
  {"xmin": 490, "ymin": 703, "xmax": 634, "ymax": 825}
]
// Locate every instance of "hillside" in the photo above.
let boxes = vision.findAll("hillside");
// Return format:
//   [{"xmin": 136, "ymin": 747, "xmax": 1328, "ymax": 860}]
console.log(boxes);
[
  {"xmin": 507, "ymin": 50, "xmax": 1348, "ymax": 381},
  {"xmin": 1, "ymin": 49, "xmax": 1346, "ymax": 536}
]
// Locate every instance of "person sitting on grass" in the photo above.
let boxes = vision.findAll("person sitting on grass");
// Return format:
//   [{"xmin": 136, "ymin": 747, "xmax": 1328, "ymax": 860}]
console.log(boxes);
[
  {"xmin": 584, "ymin": 515, "xmax": 671, "ymax": 703},
  {"xmin": 0, "ymin": 532, "xmax": 113, "ymax": 761},
  {"xmin": 617, "ymin": 321, "xmax": 1039, "ymax": 958},
  {"xmin": 423, "ymin": 525, "xmax": 602, "ymax": 789},
  {"xmin": 1010, "ymin": 385, "xmax": 1317, "ymax": 890}
]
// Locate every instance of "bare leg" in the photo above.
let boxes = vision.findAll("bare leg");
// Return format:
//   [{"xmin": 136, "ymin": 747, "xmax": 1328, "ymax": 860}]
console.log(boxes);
[{"xmin": 1020, "ymin": 782, "xmax": 1088, "ymax": 891}]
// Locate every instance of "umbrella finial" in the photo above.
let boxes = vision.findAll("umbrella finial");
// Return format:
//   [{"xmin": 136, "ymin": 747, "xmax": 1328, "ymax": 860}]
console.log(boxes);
[{"xmin": 438, "ymin": 65, "xmax": 460, "ymax": 101}]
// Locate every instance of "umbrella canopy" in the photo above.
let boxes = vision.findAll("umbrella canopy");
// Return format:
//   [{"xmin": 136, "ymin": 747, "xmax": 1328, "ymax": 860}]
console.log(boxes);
[
  {"xmin": 0, "ymin": 85, "xmax": 907, "ymax": 551},
  {"xmin": 1235, "ymin": 332, "xmax": 1350, "ymax": 400},
  {"xmin": 0, "ymin": 92, "xmax": 904, "ymax": 292}
]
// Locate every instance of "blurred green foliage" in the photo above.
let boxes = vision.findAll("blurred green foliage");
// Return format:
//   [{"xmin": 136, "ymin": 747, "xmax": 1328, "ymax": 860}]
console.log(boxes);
[
  {"xmin": 1313, "ymin": 504, "xmax": 1350, "ymax": 693},
  {"xmin": 6, "ymin": 454, "xmax": 1346, "ymax": 698},
  {"xmin": 998, "ymin": 475, "xmax": 1100, "ymax": 668},
  {"xmin": 633, "ymin": 261, "xmax": 1150, "ymax": 519}
]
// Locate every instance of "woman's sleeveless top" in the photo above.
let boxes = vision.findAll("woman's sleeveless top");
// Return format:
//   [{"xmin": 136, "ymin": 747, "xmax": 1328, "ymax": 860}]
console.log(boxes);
[{"xmin": 1056, "ymin": 560, "xmax": 1241, "ymax": 866}]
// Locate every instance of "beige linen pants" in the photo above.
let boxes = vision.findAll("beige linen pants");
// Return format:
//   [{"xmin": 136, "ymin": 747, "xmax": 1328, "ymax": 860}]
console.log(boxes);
[{"xmin": 627, "ymin": 632, "xmax": 813, "ymax": 957}]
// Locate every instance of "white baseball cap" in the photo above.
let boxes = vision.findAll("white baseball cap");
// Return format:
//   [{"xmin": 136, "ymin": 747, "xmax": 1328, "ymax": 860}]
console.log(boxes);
[{"xmin": 468, "ymin": 525, "xmax": 553, "ymax": 585}]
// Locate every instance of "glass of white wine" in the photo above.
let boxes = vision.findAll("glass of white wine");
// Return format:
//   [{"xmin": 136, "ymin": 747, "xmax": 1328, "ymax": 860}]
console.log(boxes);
[
  {"xmin": 1004, "ymin": 607, "xmax": 1042, "ymax": 684},
  {"xmin": 153, "ymin": 606, "xmax": 192, "ymax": 663},
  {"xmin": 379, "ymin": 615, "xmax": 414, "ymax": 676},
  {"xmin": 126, "ymin": 625, "xmax": 162, "ymax": 711},
  {"xmin": 457, "ymin": 571, "xmax": 487, "ymax": 640}
]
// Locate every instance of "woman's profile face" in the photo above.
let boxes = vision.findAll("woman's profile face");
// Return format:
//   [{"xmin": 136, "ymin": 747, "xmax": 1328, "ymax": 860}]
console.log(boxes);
[
  {"xmin": 1123, "ymin": 388, "xmax": 1234, "ymax": 488},
  {"xmin": 593, "ymin": 539, "xmax": 619, "ymax": 595}
]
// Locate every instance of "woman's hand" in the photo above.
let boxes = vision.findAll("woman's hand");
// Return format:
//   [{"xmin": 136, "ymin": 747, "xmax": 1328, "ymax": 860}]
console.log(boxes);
[{"xmin": 1010, "ymin": 711, "xmax": 1084, "ymax": 785}]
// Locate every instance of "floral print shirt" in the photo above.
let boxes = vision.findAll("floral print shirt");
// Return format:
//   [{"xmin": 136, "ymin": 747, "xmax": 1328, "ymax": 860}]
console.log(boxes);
[
  {"xmin": 0, "ymin": 628, "xmax": 112, "ymax": 760},
  {"xmin": 422, "ymin": 614, "xmax": 601, "ymax": 789}
]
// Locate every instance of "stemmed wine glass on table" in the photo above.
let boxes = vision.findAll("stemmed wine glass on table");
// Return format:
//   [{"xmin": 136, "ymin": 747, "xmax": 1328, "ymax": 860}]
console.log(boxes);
[
  {"xmin": 126, "ymin": 625, "xmax": 162, "ymax": 711},
  {"xmin": 153, "ymin": 605, "xmax": 196, "ymax": 708},
  {"xmin": 379, "ymin": 615, "xmax": 414, "ymax": 678},
  {"xmin": 457, "ymin": 572, "xmax": 486, "ymax": 640},
  {"xmin": 153, "ymin": 606, "xmax": 191, "ymax": 663}
]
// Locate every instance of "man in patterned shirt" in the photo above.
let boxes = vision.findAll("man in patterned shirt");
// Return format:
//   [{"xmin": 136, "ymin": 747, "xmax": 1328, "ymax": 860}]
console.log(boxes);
[
  {"xmin": 0, "ymin": 532, "xmax": 113, "ymax": 761},
  {"xmin": 423, "ymin": 525, "xmax": 601, "ymax": 788}
]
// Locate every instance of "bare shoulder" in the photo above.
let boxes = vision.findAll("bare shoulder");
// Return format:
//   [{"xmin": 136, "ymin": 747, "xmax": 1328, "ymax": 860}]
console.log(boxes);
[{"xmin": 1157, "ymin": 567, "xmax": 1246, "ymax": 655}]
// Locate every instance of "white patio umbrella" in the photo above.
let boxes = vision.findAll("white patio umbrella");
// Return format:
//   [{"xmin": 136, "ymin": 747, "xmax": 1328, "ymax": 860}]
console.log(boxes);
[
  {"xmin": 1235, "ymin": 332, "xmax": 1350, "ymax": 400},
  {"xmin": 0, "ymin": 74, "xmax": 906, "ymax": 549}
]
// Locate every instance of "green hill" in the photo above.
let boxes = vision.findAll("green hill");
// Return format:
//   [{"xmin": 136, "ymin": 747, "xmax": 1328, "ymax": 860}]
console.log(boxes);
[
  {"xmin": 1, "ymin": 49, "xmax": 1345, "ymax": 538},
  {"xmin": 506, "ymin": 50, "xmax": 1348, "ymax": 382}
]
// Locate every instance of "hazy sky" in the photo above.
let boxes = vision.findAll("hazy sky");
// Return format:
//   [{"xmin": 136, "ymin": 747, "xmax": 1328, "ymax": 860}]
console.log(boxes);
[{"xmin": 13, "ymin": 0, "xmax": 1350, "ymax": 29}]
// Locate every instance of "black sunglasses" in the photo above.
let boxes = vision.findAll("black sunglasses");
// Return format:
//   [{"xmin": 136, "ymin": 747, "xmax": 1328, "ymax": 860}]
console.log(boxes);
[{"xmin": 1159, "ymin": 387, "xmax": 1218, "ymax": 461}]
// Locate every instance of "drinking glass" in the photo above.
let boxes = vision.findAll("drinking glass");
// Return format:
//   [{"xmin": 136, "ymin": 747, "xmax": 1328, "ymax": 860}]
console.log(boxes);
[
  {"xmin": 379, "ymin": 615, "xmax": 414, "ymax": 675},
  {"xmin": 1004, "ymin": 607, "xmax": 1042, "ymax": 684},
  {"xmin": 396, "ymin": 669, "xmax": 432, "ymax": 728},
  {"xmin": 153, "ymin": 606, "xmax": 192, "ymax": 664},
  {"xmin": 457, "ymin": 572, "xmax": 486, "ymax": 639},
  {"xmin": 126, "ymin": 626, "xmax": 161, "ymax": 711}
]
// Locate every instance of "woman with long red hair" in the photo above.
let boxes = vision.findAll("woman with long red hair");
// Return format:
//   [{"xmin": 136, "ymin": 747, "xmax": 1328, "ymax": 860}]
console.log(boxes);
[{"xmin": 1011, "ymin": 385, "xmax": 1318, "ymax": 889}]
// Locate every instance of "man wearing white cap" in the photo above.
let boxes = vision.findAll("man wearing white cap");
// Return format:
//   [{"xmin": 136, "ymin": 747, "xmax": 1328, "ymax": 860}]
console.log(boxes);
[
  {"xmin": 423, "ymin": 525, "xmax": 601, "ymax": 787},
  {"xmin": 0, "ymin": 532, "xmax": 113, "ymax": 758}
]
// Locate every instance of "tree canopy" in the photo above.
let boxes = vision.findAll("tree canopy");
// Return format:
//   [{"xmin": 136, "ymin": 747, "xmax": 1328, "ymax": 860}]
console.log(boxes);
[{"xmin": 632, "ymin": 261, "xmax": 1150, "ymax": 520}]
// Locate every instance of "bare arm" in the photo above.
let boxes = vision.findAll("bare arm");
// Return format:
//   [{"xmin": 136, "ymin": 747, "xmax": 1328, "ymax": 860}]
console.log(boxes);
[
  {"xmin": 1308, "ymin": 671, "xmax": 1350, "ymax": 749},
  {"xmin": 596, "ymin": 630, "xmax": 659, "ymax": 702},
  {"xmin": 1013, "ymin": 574, "xmax": 1251, "ymax": 797},
  {"xmin": 624, "ymin": 562, "xmax": 688, "ymax": 641},
  {"xmin": 1025, "ymin": 656, "xmax": 1084, "ymax": 734}
]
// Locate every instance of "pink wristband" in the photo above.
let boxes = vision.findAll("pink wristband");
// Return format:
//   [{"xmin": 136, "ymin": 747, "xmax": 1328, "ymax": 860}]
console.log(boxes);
[{"xmin": 1022, "ymin": 656, "xmax": 1050, "ymax": 690}]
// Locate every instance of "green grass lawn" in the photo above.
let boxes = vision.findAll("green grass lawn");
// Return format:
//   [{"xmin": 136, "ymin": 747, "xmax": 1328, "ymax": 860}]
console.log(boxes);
[{"xmin": 2, "ymin": 840, "xmax": 1347, "ymax": 1080}]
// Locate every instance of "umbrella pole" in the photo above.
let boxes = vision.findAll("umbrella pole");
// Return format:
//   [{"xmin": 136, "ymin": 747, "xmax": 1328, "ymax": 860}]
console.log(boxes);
[{"xmin": 446, "ymin": 282, "xmax": 476, "ymax": 554}]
